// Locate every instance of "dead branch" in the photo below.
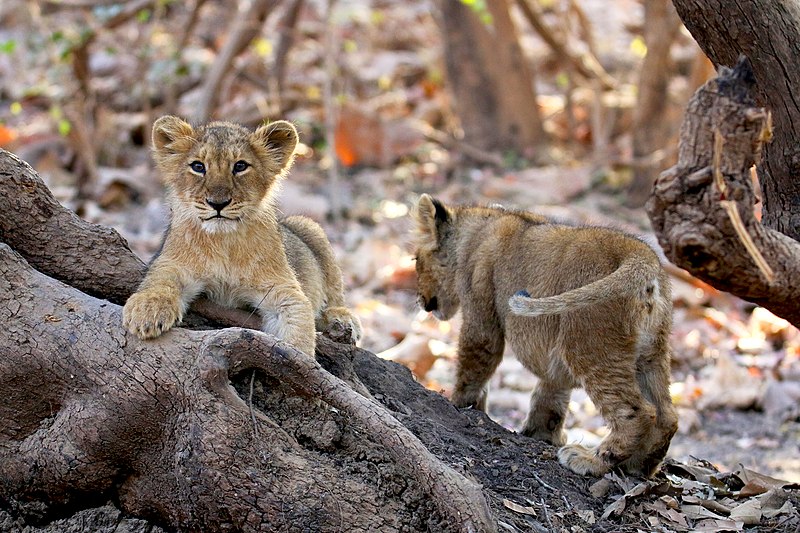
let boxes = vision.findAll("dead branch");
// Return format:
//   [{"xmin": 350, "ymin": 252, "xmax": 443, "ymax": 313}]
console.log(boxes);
[
  {"xmin": 646, "ymin": 57, "xmax": 800, "ymax": 327},
  {"xmin": 514, "ymin": 0, "xmax": 617, "ymax": 90},
  {"xmin": 193, "ymin": 0, "xmax": 280, "ymax": 122}
]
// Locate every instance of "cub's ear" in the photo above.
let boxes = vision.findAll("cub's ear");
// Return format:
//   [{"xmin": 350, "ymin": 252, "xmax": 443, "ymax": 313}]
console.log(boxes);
[
  {"xmin": 251, "ymin": 120, "xmax": 299, "ymax": 172},
  {"xmin": 413, "ymin": 194, "xmax": 451, "ymax": 247},
  {"xmin": 152, "ymin": 115, "xmax": 195, "ymax": 154}
]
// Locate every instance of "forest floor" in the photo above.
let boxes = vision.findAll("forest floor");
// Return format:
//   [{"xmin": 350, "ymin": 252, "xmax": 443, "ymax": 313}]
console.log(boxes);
[{"xmin": 1, "ymin": 0, "xmax": 799, "ymax": 530}]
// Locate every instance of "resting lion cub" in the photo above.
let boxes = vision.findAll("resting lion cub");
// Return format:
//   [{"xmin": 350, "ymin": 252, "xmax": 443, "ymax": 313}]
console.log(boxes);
[
  {"xmin": 412, "ymin": 195, "xmax": 678, "ymax": 477},
  {"xmin": 123, "ymin": 116, "xmax": 361, "ymax": 355}
]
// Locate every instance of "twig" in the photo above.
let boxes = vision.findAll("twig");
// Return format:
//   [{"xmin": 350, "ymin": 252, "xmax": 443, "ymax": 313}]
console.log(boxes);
[
  {"xmin": 415, "ymin": 121, "xmax": 504, "ymax": 167},
  {"xmin": 530, "ymin": 471, "xmax": 557, "ymax": 492},
  {"xmin": 514, "ymin": 0, "xmax": 616, "ymax": 90},
  {"xmin": 539, "ymin": 498, "xmax": 552, "ymax": 529},
  {"xmin": 712, "ymin": 129, "xmax": 774, "ymax": 283},
  {"xmin": 249, "ymin": 370, "xmax": 259, "ymax": 439},
  {"xmin": 561, "ymin": 494, "xmax": 572, "ymax": 510},
  {"xmin": 194, "ymin": 0, "xmax": 279, "ymax": 122}
]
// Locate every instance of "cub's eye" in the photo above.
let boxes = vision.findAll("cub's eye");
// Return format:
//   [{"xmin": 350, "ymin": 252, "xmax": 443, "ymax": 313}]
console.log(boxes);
[
  {"xmin": 232, "ymin": 160, "xmax": 249, "ymax": 174},
  {"xmin": 189, "ymin": 161, "xmax": 206, "ymax": 174}
]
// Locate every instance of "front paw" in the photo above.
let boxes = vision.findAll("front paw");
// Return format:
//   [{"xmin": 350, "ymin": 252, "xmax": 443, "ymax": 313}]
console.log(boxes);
[
  {"xmin": 123, "ymin": 291, "xmax": 181, "ymax": 339},
  {"xmin": 320, "ymin": 307, "xmax": 363, "ymax": 345}
]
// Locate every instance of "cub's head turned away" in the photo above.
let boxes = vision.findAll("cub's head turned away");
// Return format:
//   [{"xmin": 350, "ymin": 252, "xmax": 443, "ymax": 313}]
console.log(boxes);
[
  {"xmin": 152, "ymin": 115, "xmax": 298, "ymax": 233},
  {"xmin": 412, "ymin": 194, "xmax": 460, "ymax": 320}
]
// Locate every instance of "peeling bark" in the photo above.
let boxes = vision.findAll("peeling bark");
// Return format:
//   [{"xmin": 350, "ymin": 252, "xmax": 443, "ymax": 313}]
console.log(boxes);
[
  {"xmin": 646, "ymin": 59, "xmax": 800, "ymax": 327},
  {"xmin": 672, "ymin": 0, "xmax": 800, "ymax": 241}
]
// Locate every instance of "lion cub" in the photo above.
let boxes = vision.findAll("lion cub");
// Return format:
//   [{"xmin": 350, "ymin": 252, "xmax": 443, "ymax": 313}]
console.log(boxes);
[
  {"xmin": 412, "ymin": 195, "xmax": 678, "ymax": 477},
  {"xmin": 123, "ymin": 116, "xmax": 361, "ymax": 355}
]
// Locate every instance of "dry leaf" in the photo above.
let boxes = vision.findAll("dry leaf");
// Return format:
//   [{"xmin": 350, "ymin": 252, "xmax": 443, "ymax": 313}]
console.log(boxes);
[
  {"xmin": 735, "ymin": 464, "xmax": 798, "ymax": 497},
  {"xmin": 692, "ymin": 518, "xmax": 744, "ymax": 532},
  {"xmin": 682, "ymin": 495, "xmax": 732, "ymax": 515},
  {"xmin": 601, "ymin": 495, "xmax": 627, "ymax": 520},
  {"xmin": 576, "ymin": 509, "xmax": 595, "ymax": 524},
  {"xmin": 728, "ymin": 498, "xmax": 761, "ymax": 525},
  {"xmin": 759, "ymin": 489, "xmax": 790, "ymax": 518},
  {"xmin": 589, "ymin": 477, "xmax": 612, "ymax": 498},
  {"xmin": 681, "ymin": 504, "xmax": 726, "ymax": 521},
  {"xmin": 502, "ymin": 498, "xmax": 537, "ymax": 516}
]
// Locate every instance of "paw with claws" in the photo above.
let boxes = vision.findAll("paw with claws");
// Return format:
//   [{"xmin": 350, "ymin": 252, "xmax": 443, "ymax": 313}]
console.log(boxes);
[
  {"xmin": 123, "ymin": 291, "xmax": 181, "ymax": 339},
  {"xmin": 319, "ymin": 307, "xmax": 363, "ymax": 345}
]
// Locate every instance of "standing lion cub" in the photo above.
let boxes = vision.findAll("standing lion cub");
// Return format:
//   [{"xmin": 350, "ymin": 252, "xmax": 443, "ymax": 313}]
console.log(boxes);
[
  {"xmin": 412, "ymin": 195, "xmax": 678, "ymax": 477},
  {"xmin": 123, "ymin": 116, "xmax": 361, "ymax": 355}
]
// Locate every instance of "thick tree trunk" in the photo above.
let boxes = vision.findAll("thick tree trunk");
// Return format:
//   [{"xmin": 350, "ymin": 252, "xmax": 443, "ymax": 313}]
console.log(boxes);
[
  {"xmin": 627, "ymin": 0, "xmax": 682, "ymax": 207},
  {"xmin": 671, "ymin": 0, "xmax": 800, "ymax": 242},
  {"xmin": 646, "ymin": 59, "xmax": 800, "ymax": 327},
  {"xmin": 435, "ymin": 0, "xmax": 546, "ymax": 157}
]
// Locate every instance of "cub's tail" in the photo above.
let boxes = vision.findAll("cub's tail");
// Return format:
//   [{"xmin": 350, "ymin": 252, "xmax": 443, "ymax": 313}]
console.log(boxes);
[{"xmin": 508, "ymin": 256, "xmax": 661, "ymax": 317}]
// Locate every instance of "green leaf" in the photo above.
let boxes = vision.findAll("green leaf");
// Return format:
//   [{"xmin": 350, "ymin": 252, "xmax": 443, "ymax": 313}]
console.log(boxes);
[
  {"xmin": 58, "ymin": 119, "xmax": 72, "ymax": 137},
  {"xmin": 136, "ymin": 9, "xmax": 152, "ymax": 23},
  {"xmin": 0, "ymin": 40, "xmax": 16, "ymax": 54}
]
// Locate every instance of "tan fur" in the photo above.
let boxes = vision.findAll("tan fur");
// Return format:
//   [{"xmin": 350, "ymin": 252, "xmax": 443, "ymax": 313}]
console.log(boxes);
[
  {"xmin": 412, "ymin": 194, "xmax": 678, "ymax": 477},
  {"xmin": 123, "ymin": 116, "xmax": 361, "ymax": 355}
]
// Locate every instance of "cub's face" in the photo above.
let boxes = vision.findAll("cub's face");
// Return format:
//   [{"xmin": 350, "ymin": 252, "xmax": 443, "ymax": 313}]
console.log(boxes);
[
  {"xmin": 151, "ymin": 116, "xmax": 298, "ymax": 233},
  {"xmin": 413, "ymin": 194, "xmax": 460, "ymax": 320}
]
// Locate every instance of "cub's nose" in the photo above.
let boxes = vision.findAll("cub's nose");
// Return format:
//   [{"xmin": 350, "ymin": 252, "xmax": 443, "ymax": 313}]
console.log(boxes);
[
  {"xmin": 206, "ymin": 198, "xmax": 232, "ymax": 213},
  {"xmin": 423, "ymin": 296, "xmax": 438, "ymax": 312}
]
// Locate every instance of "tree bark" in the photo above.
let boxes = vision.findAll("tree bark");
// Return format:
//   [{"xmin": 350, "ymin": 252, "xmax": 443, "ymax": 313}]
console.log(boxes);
[
  {"xmin": 435, "ymin": 0, "xmax": 546, "ymax": 158},
  {"xmin": 672, "ymin": 0, "xmax": 800, "ymax": 241},
  {"xmin": 627, "ymin": 0, "xmax": 682, "ymax": 207},
  {"xmin": 646, "ymin": 59, "xmax": 800, "ymax": 327}
]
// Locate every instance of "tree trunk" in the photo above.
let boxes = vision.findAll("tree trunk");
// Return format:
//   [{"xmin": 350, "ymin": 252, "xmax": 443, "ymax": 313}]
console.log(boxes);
[
  {"xmin": 435, "ymin": 0, "xmax": 546, "ymax": 158},
  {"xmin": 627, "ymin": 0, "xmax": 682, "ymax": 207},
  {"xmin": 646, "ymin": 59, "xmax": 800, "ymax": 327},
  {"xmin": 671, "ymin": 0, "xmax": 800, "ymax": 242}
]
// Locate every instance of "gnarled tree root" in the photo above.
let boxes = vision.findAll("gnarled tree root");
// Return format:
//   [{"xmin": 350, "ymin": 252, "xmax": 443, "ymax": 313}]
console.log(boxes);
[{"xmin": 0, "ymin": 242, "xmax": 494, "ymax": 532}]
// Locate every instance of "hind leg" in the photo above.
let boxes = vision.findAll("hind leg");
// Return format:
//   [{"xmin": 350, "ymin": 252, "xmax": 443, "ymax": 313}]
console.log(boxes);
[
  {"xmin": 558, "ymin": 348, "xmax": 656, "ymax": 477},
  {"xmin": 521, "ymin": 381, "xmax": 571, "ymax": 446},
  {"xmin": 622, "ymin": 339, "xmax": 678, "ymax": 476},
  {"xmin": 450, "ymin": 316, "xmax": 505, "ymax": 412}
]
